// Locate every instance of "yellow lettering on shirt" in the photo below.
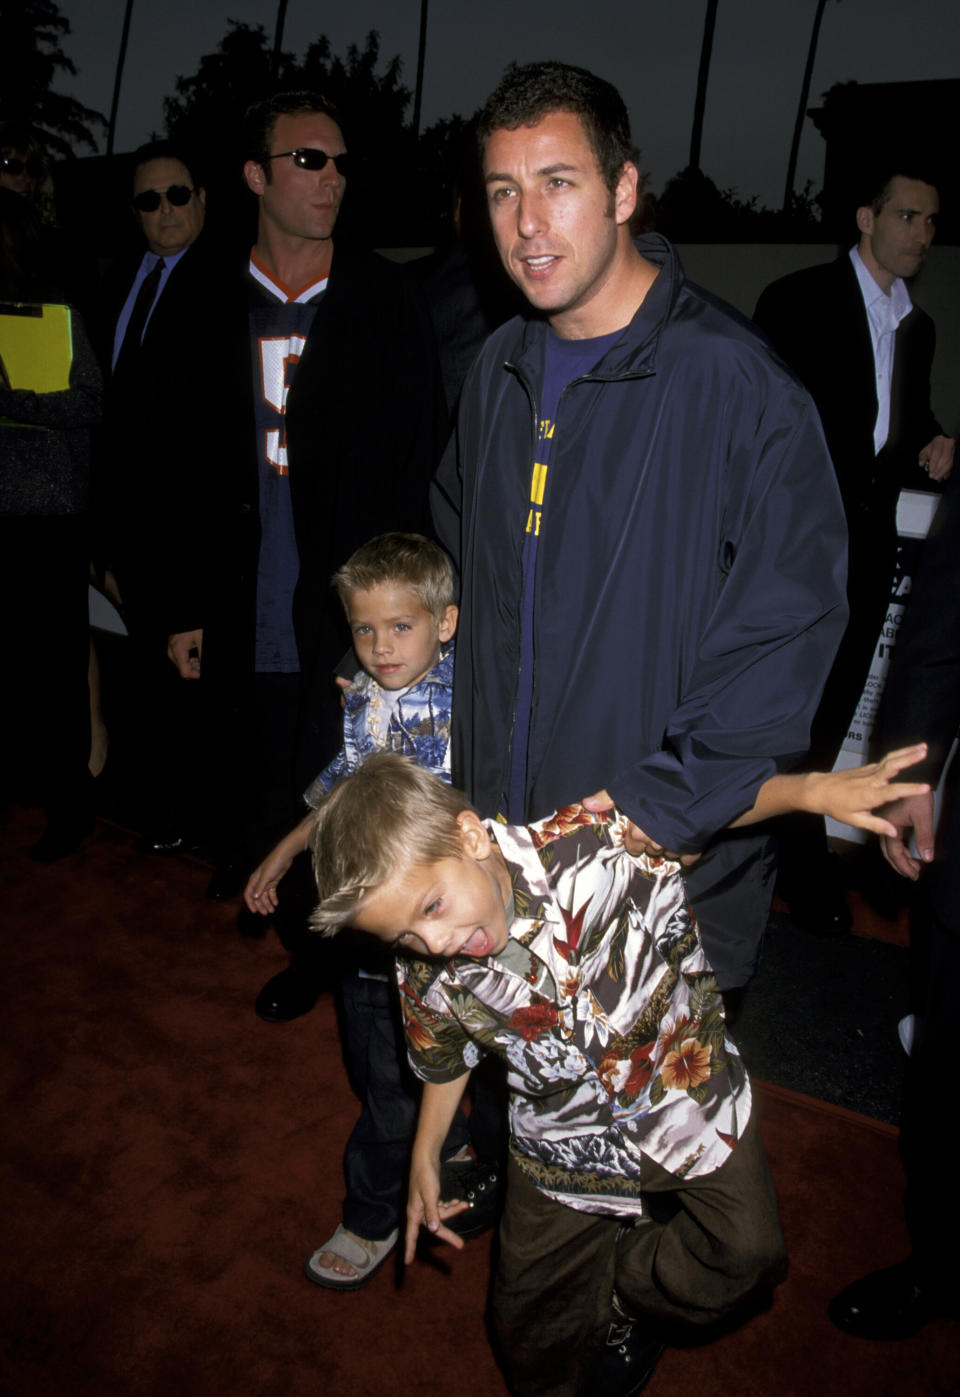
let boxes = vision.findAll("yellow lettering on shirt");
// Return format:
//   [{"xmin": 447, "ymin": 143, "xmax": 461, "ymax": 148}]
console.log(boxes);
[{"xmin": 525, "ymin": 419, "xmax": 552, "ymax": 534}]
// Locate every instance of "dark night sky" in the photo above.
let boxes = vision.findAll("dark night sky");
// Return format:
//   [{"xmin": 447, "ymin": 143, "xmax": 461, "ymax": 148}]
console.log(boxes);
[{"xmin": 59, "ymin": 0, "xmax": 959, "ymax": 206}]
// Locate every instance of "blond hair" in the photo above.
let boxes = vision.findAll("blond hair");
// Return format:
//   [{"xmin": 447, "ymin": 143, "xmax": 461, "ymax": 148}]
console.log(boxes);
[
  {"xmin": 309, "ymin": 752, "xmax": 476, "ymax": 935},
  {"xmin": 333, "ymin": 532, "xmax": 456, "ymax": 621}
]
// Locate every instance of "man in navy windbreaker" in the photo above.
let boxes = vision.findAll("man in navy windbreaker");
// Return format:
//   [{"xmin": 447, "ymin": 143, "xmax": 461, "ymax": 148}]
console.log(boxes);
[{"xmin": 431, "ymin": 61, "xmax": 848, "ymax": 993}]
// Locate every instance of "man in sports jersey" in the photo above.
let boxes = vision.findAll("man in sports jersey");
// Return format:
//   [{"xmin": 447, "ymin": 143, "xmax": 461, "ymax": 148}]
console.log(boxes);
[
  {"xmin": 432, "ymin": 61, "xmax": 848, "ymax": 1004},
  {"xmin": 165, "ymin": 92, "xmax": 443, "ymax": 1020}
]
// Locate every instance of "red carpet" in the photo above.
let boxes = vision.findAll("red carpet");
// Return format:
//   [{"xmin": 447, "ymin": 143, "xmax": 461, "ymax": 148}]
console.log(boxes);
[{"xmin": 1, "ymin": 811, "xmax": 957, "ymax": 1396}]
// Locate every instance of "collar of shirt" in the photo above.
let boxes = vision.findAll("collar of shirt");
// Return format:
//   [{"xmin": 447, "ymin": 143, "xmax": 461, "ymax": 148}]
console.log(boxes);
[
  {"xmin": 248, "ymin": 251, "xmax": 329, "ymax": 304},
  {"xmin": 111, "ymin": 247, "xmax": 188, "ymax": 368},
  {"xmin": 849, "ymin": 244, "xmax": 912, "ymax": 343},
  {"xmin": 849, "ymin": 245, "xmax": 912, "ymax": 453}
]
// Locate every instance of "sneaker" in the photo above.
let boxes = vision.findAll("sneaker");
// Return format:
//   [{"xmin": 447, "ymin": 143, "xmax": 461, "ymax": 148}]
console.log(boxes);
[{"xmin": 439, "ymin": 1158, "xmax": 503, "ymax": 1239}]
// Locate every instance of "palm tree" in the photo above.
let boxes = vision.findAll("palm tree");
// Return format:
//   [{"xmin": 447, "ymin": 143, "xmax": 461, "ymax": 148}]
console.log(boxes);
[
  {"xmin": 412, "ymin": 0, "xmax": 429, "ymax": 139},
  {"xmin": 782, "ymin": 0, "xmax": 831, "ymax": 213},
  {"xmin": 106, "ymin": 0, "xmax": 135, "ymax": 156},
  {"xmin": 0, "ymin": 0, "xmax": 104, "ymax": 156},
  {"xmin": 272, "ymin": 0, "xmax": 289, "ymax": 82},
  {"xmin": 688, "ymin": 0, "xmax": 719, "ymax": 173}
]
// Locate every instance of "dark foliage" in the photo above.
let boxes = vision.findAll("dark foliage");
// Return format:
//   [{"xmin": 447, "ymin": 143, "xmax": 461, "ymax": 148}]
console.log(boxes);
[
  {"xmin": 163, "ymin": 23, "xmax": 466, "ymax": 248},
  {"xmin": 0, "ymin": 0, "xmax": 105, "ymax": 159}
]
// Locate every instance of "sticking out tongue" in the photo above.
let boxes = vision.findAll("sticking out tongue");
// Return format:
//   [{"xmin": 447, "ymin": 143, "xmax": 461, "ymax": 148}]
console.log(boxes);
[{"xmin": 459, "ymin": 928, "xmax": 494, "ymax": 957}]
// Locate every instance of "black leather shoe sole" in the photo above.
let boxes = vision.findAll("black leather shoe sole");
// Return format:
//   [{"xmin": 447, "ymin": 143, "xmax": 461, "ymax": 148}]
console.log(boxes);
[
  {"xmin": 206, "ymin": 864, "xmax": 247, "ymax": 901},
  {"xmin": 828, "ymin": 1260, "xmax": 955, "ymax": 1340},
  {"xmin": 255, "ymin": 967, "xmax": 321, "ymax": 1023},
  {"xmin": 133, "ymin": 831, "xmax": 190, "ymax": 856},
  {"xmin": 30, "ymin": 817, "xmax": 95, "ymax": 863}
]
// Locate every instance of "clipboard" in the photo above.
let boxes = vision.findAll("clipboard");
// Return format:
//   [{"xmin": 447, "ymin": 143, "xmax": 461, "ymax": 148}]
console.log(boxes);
[{"xmin": 0, "ymin": 302, "xmax": 73, "ymax": 392}]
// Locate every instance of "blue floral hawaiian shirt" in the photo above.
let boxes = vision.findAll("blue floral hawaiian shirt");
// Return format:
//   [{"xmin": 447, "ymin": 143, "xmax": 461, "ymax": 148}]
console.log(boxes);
[{"xmin": 304, "ymin": 643, "xmax": 454, "ymax": 805}]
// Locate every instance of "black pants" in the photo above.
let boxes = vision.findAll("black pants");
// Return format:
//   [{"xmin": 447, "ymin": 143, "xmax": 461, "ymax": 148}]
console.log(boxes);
[
  {"xmin": 901, "ymin": 891, "xmax": 960, "ymax": 1303},
  {"xmin": 0, "ymin": 515, "xmax": 92, "ymax": 825}
]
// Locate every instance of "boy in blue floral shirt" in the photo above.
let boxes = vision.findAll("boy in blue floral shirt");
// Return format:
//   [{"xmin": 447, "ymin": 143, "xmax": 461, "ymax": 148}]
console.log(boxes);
[
  {"xmin": 308, "ymin": 746, "xmax": 927, "ymax": 1395},
  {"xmin": 244, "ymin": 533, "xmax": 462, "ymax": 1290}
]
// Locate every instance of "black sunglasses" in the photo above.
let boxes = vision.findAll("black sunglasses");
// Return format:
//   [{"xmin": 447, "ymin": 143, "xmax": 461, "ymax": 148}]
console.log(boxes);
[
  {"xmin": 132, "ymin": 184, "xmax": 194, "ymax": 213},
  {"xmin": 1, "ymin": 155, "xmax": 44, "ymax": 178},
  {"xmin": 266, "ymin": 148, "xmax": 350, "ymax": 176}
]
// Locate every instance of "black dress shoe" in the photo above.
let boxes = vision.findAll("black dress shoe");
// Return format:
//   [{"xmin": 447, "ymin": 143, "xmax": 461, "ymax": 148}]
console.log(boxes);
[
  {"xmin": 255, "ymin": 965, "xmax": 321, "ymax": 1022},
  {"xmin": 205, "ymin": 862, "xmax": 247, "ymax": 901},
  {"xmin": 30, "ymin": 816, "xmax": 95, "ymax": 863},
  {"xmin": 133, "ymin": 829, "xmax": 190, "ymax": 856},
  {"xmin": 828, "ymin": 1259, "xmax": 956, "ymax": 1340},
  {"xmin": 588, "ymin": 1306, "xmax": 664, "ymax": 1397}
]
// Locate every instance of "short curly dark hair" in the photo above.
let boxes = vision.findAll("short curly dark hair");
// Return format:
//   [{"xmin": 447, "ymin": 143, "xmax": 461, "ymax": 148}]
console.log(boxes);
[{"xmin": 476, "ymin": 61, "xmax": 638, "ymax": 196}]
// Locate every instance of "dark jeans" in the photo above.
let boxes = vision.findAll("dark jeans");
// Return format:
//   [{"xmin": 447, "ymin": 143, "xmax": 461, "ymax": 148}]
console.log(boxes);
[
  {"xmin": 492, "ymin": 1111, "xmax": 786, "ymax": 1397},
  {"xmin": 339, "ymin": 972, "xmax": 470, "ymax": 1241}
]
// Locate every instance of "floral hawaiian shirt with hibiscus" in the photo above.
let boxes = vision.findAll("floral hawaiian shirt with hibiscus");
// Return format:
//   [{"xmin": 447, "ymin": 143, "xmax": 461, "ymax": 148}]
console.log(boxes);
[{"xmin": 396, "ymin": 805, "xmax": 751, "ymax": 1216}]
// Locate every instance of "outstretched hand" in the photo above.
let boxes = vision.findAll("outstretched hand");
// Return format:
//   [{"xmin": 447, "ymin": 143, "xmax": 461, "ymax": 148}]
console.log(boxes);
[{"xmin": 804, "ymin": 744, "xmax": 930, "ymax": 837}]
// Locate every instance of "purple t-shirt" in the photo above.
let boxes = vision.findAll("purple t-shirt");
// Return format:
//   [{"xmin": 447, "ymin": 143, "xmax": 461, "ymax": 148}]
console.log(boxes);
[{"xmin": 506, "ymin": 324, "xmax": 624, "ymax": 820}]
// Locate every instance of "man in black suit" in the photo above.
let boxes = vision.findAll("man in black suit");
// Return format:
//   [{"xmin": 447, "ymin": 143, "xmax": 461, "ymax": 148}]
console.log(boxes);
[
  {"xmin": 102, "ymin": 141, "xmax": 208, "ymax": 615},
  {"xmin": 98, "ymin": 141, "xmax": 211, "ymax": 845},
  {"xmin": 829, "ymin": 471, "xmax": 960, "ymax": 1338},
  {"xmin": 754, "ymin": 164, "xmax": 954, "ymax": 931},
  {"xmin": 164, "ymin": 93, "xmax": 443, "ymax": 1021}
]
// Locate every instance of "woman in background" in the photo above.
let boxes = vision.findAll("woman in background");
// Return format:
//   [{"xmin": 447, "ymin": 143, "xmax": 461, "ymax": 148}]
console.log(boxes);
[{"xmin": 0, "ymin": 187, "xmax": 102, "ymax": 859}]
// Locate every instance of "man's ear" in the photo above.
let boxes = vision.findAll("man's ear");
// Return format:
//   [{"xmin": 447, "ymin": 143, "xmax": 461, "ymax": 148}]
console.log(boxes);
[
  {"xmin": 438, "ymin": 604, "xmax": 458, "ymax": 644},
  {"xmin": 456, "ymin": 809, "xmax": 492, "ymax": 861},
  {"xmin": 243, "ymin": 160, "xmax": 266, "ymax": 197},
  {"xmin": 856, "ymin": 204, "xmax": 874, "ymax": 239},
  {"xmin": 614, "ymin": 161, "xmax": 640, "ymax": 226}
]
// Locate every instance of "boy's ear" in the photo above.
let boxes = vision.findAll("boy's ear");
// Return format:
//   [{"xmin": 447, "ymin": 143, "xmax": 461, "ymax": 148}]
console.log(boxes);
[
  {"xmin": 456, "ymin": 809, "xmax": 492, "ymax": 860},
  {"xmin": 438, "ymin": 604, "xmax": 458, "ymax": 643}
]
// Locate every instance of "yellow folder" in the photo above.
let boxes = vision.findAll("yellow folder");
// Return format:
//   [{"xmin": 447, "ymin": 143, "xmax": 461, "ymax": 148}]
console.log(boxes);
[{"xmin": 0, "ymin": 302, "xmax": 74, "ymax": 392}]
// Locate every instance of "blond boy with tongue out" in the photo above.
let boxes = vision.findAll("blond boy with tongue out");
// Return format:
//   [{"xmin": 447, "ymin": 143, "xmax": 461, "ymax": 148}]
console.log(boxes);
[{"xmin": 309, "ymin": 745, "xmax": 925, "ymax": 1397}]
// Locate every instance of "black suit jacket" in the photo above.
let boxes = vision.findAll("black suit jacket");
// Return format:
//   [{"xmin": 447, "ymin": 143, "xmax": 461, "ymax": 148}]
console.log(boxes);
[
  {"xmin": 164, "ymin": 241, "xmax": 445, "ymax": 784},
  {"xmin": 754, "ymin": 255, "xmax": 940, "ymax": 535},
  {"xmin": 95, "ymin": 236, "xmax": 218, "ymax": 619},
  {"xmin": 881, "ymin": 471, "xmax": 960, "ymax": 928}
]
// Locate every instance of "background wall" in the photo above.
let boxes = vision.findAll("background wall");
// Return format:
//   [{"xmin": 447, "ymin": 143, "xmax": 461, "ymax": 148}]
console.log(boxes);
[{"xmin": 679, "ymin": 243, "xmax": 960, "ymax": 436}]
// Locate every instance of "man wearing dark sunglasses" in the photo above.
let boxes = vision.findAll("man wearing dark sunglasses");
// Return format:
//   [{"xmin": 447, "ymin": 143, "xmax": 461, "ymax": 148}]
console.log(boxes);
[
  {"xmin": 162, "ymin": 92, "xmax": 443, "ymax": 1024},
  {"xmin": 129, "ymin": 148, "xmax": 206, "ymax": 263},
  {"xmin": 97, "ymin": 141, "xmax": 211, "ymax": 858}
]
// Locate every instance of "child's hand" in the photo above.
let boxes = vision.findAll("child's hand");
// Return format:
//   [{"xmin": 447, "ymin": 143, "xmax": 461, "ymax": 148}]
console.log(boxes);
[
  {"xmin": 243, "ymin": 848, "xmax": 293, "ymax": 914},
  {"xmin": 804, "ymin": 744, "xmax": 930, "ymax": 836},
  {"xmin": 405, "ymin": 1155, "xmax": 469, "ymax": 1264}
]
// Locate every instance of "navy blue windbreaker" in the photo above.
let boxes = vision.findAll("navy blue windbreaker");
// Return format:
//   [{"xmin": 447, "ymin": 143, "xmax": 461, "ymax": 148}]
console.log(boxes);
[{"xmin": 432, "ymin": 236, "xmax": 848, "ymax": 986}]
